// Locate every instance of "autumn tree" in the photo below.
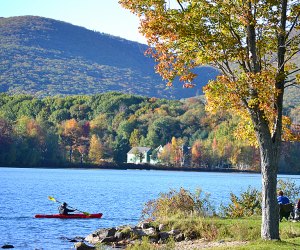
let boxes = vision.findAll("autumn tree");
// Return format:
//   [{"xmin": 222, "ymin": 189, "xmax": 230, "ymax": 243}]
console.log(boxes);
[
  {"xmin": 88, "ymin": 134, "xmax": 103, "ymax": 164},
  {"xmin": 159, "ymin": 142, "xmax": 173, "ymax": 166},
  {"xmin": 60, "ymin": 119, "xmax": 83, "ymax": 162},
  {"xmin": 191, "ymin": 140, "xmax": 203, "ymax": 167},
  {"xmin": 120, "ymin": 0, "xmax": 300, "ymax": 239}
]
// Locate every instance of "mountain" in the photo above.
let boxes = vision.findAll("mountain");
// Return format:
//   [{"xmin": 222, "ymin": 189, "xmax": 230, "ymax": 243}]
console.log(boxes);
[{"xmin": 0, "ymin": 16, "xmax": 219, "ymax": 99}]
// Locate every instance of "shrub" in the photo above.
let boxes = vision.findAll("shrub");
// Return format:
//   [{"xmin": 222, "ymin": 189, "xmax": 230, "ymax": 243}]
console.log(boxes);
[
  {"xmin": 220, "ymin": 186, "xmax": 261, "ymax": 218},
  {"xmin": 141, "ymin": 188, "xmax": 214, "ymax": 221}
]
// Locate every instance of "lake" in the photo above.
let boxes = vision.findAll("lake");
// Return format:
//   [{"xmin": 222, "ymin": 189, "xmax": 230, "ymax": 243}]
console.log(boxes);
[{"xmin": 0, "ymin": 167, "xmax": 299, "ymax": 249}]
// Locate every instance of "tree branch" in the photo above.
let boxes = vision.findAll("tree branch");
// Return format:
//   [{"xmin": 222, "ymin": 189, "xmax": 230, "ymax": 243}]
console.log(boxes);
[
  {"xmin": 176, "ymin": 0, "xmax": 184, "ymax": 12},
  {"xmin": 286, "ymin": 68, "xmax": 300, "ymax": 76},
  {"xmin": 285, "ymin": 10, "xmax": 300, "ymax": 39}
]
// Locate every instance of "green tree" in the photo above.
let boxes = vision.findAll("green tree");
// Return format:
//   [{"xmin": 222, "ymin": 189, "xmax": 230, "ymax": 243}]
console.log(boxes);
[
  {"xmin": 120, "ymin": 0, "xmax": 300, "ymax": 239},
  {"xmin": 146, "ymin": 117, "xmax": 180, "ymax": 147},
  {"xmin": 0, "ymin": 118, "xmax": 13, "ymax": 164}
]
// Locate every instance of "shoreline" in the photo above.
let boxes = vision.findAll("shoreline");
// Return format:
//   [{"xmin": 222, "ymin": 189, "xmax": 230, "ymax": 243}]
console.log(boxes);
[{"xmin": 1, "ymin": 162, "xmax": 299, "ymax": 175}]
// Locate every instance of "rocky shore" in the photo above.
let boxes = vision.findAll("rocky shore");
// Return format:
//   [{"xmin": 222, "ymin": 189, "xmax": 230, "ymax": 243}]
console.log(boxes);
[{"xmin": 72, "ymin": 221, "xmax": 247, "ymax": 250}]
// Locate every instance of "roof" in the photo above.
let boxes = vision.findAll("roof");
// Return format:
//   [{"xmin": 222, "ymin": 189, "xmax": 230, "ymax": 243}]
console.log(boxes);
[{"xmin": 128, "ymin": 147, "xmax": 152, "ymax": 154}]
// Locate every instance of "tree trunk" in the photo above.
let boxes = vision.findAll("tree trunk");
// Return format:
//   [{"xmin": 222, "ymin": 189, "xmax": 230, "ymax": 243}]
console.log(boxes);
[
  {"xmin": 255, "ymin": 118, "xmax": 280, "ymax": 240},
  {"xmin": 260, "ymin": 146, "xmax": 280, "ymax": 240},
  {"xmin": 69, "ymin": 146, "xmax": 72, "ymax": 163},
  {"xmin": 248, "ymin": 105, "xmax": 281, "ymax": 240}
]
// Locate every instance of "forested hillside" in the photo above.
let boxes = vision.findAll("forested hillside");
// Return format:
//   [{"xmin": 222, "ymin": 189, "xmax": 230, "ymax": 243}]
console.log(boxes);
[
  {"xmin": 0, "ymin": 92, "xmax": 299, "ymax": 172},
  {"xmin": 0, "ymin": 16, "xmax": 219, "ymax": 99}
]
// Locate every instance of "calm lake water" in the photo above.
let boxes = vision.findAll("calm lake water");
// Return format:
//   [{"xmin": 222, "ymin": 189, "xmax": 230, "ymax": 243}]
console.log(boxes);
[{"xmin": 1, "ymin": 167, "xmax": 300, "ymax": 249}]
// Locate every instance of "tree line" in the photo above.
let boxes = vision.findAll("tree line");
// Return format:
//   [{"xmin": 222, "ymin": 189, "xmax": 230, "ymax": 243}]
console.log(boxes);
[{"xmin": 0, "ymin": 92, "xmax": 299, "ymax": 171}]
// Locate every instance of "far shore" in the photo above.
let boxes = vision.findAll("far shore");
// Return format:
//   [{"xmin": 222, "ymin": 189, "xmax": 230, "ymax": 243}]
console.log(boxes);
[{"xmin": 1, "ymin": 162, "xmax": 299, "ymax": 175}]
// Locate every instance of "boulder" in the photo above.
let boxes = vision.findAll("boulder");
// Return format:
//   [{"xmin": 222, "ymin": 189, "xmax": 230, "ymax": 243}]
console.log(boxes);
[
  {"xmin": 74, "ymin": 242, "xmax": 95, "ymax": 250},
  {"xmin": 174, "ymin": 233, "xmax": 185, "ymax": 242},
  {"xmin": 114, "ymin": 231, "xmax": 124, "ymax": 241},
  {"xmin": 159, "ymin": 232, "xmax": 170, "ymax": 242},
  {"xmin": 158, "ymin": 224, "xmax": 164, "ymax": 231},
  {"xmin": 142, "ymin": 227, "xmax": 156, "ymax": 236},
  {"xmin": 100, "ymin": 236, "xmax": 115, "ymax": 243},
  {"xmin": 132, "ymin": 228, "xmax": 147, "ymax": 237},
  {"xmin": 168, "ymin": 229, "xmax": 181, "ymax": 235},
  {"xmin": 85, "ymin": 228, "xmax": 116, "ymax": 244},
  {"xmin": 137, "ymin": 221, "xmax": 151, "ymax": 229}
]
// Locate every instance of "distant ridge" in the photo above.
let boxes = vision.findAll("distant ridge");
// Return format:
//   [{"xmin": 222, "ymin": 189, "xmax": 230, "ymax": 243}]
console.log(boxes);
[{"xmin": 0, "ymin": 15, "xmax": 219, "ymax": 99}]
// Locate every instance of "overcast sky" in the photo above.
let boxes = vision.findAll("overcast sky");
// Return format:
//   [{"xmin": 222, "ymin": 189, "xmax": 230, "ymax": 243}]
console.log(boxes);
[{"xmin": 1, "ymin": 0, "xmax": 147, "ymax": 44}]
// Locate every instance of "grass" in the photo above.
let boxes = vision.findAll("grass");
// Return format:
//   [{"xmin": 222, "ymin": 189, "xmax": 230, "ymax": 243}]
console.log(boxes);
[
  {"xmin": 155, "ymin": 213, "xmax": 263, "ymax": 241},
  {"xmin": 127, "ymin": 215, "xmax": 300, "ymax": 250},
  {"xmin": 213, "ymin": 237, "xmax": 300, "ymax": 249}
]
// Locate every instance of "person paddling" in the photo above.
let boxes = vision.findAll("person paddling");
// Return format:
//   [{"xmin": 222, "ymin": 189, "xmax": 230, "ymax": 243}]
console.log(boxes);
[{"xmin": 58, "ymin": 202, "xmax": 75, "ymax": 215}]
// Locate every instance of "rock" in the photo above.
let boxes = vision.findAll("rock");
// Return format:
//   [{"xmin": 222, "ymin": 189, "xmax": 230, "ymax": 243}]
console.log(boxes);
[
  {"xmin": 142, "ymin": 227, "xmax": 156, "ymax": 236},
  {"xmin": 100, "ymin": 236, "xmax": 115, "ymax": 243},
  {"xmin": 119, "ymin": 225, "xmax": 134, "ymax": 238},
  {"xmin": 168, "ymin": 229, "xmax": 181, "ymax": 235},
  {"xmin": 114, "ymin": 231, "xmax": 124, "ymax": 241},
  {"xmin": 158, "ymin": 224, "xmax": 164, "ymax": 231},
  {"xmin": 1, "ymin": 245, "xmax": 14, "ymax": 249},
  {"xmin": 138, "ymin": 221, "xmax": 151, "ymax": 229},
  {"xmin": 174, "ymin": 233, "xmax": 184, "ymax": 242},
  {"xmin": 85, "ymin": 227, "xmax": 116, "ymax": 244},
  {"xmin": 159, "ymin": 231, "xmax": 170, "ymax": 242},
  {"xmin": 74, "ymin": 242, "xmax": 95, "ymax": 250},
  {"xmin": 61, "ymin": 236, "xmax": 84, "ymax": 242},
  {"xmin": 132, "ymin": 228, "xmax": 147, "ymax": 237},
  {"xmin": 84, "ymin": 234, "xmax": 99, "ymax": 244},
  {"xmin": 116, "ymin": 224, "xmax": 135, "ymax": 231}
]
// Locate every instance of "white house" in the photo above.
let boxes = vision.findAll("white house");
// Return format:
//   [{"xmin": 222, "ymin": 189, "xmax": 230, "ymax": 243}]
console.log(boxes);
[{"xmin": 127, "ymin": 147, "xmax": 152, "ymax": 164}]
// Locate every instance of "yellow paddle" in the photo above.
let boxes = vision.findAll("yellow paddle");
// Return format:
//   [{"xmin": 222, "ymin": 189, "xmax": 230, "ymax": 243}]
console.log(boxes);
[{"xmin": 48, "ymin": 196, "xmax": 90, "ymax": 216}]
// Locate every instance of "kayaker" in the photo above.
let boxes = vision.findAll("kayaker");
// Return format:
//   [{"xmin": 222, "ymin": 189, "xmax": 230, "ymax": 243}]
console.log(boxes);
[{"xmin": 58, "ymin": 202, "xmax": 75, "ymax": 215}]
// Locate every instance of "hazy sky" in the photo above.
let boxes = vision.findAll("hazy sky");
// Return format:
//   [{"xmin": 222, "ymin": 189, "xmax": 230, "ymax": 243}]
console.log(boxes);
[{"xmin": 0, "ymin": 0, "xmax": 147, "ymax": 44}]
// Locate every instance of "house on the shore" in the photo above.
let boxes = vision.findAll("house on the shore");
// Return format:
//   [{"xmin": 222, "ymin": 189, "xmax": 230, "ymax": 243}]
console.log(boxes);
[
  {"xmin": 127, "ymin": 147, "xmax": 152, "ymax": 164},
  {"xmin": 150, "ymin": 145, "xmax": 163, "ymax": 165},
  {"xmin": 127, "ymin": 145, "xmax": 164, "ymax": 165}
]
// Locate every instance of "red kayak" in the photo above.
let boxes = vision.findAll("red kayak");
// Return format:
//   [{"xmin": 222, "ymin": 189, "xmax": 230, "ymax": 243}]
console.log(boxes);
[{"xmin": 35, "ymin": 213, "xmax": 102, "ymax": 219}]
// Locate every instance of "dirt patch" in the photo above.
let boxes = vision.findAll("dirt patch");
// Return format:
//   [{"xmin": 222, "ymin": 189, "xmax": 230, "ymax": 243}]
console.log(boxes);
[{"xmin": 175, "ymin": 239, "xmax": 248, "ymax": 249}]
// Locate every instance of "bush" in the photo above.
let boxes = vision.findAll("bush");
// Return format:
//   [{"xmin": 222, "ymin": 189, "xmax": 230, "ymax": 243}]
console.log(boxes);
[
  {"xmin": 141, "ymin": 188, "xmax": 214, "ymax": 221},
  {"xmin": 220, "ymin": 186, "xmax": 261, "ymax": 218}
]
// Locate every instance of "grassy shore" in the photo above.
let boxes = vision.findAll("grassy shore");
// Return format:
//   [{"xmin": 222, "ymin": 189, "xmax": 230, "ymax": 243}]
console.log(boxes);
[{"xmin": 125, "ymin": 215, "xmax": 300, "ymax": 250}]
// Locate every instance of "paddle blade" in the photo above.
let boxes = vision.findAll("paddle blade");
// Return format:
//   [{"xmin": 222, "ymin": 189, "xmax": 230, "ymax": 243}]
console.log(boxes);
[{"xmin": 48, "ymin": 196, "xmax": 56, "ymax": 202}]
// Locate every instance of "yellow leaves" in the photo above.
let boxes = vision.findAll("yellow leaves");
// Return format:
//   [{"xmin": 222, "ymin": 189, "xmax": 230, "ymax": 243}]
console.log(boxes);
[
  {"xmin": 88, "ymin": 134, "xmax": 103, "ymax": 164},
  {"xmin": 234, "ymin": 118, "xmax": 258, "ymax": 147},
  {"xmin": 204, "ymin": 68, "xmax": 287, "ymax": 143},
  {"xmin": 282, "ymin": 116, "xmax": 300, "ymax": 142},
  {"xmin": 64, "ymin": 118, "xmax": 78, "ymax": 131}
]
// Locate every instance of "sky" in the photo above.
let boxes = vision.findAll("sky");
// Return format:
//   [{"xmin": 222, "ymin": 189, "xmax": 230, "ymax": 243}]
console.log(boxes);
[{"xmin": 0, "ymin": 0, "xmax": 147, "ymax": 44}]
